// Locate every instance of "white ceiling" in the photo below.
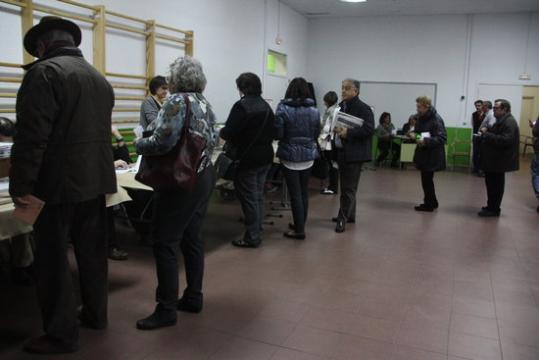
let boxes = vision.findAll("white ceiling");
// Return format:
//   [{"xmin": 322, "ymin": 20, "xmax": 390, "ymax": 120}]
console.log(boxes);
[{"xmin": 280, "ymin": 0, "xmax": 539, "ymax": 17}]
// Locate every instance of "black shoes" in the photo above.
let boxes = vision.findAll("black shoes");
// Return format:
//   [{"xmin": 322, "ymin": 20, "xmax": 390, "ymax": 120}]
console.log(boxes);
[
  {"xmin": 108, "ymin": 247, "xmax": 128, "ymax": 261},
  {"xmin": 136, "ymin": 310, "xmax": 177, "ymax": 330},
  {"xmin": 177, "ymin": 297, "xmax": 203, "ymax": 314},
  {"xmin": 335, "ymin": 218, "xmax": 346, "ymax": 233},
  {"xmin": 414, "ymin": 204, "xmax": 438, "ymax": 212},
  {"xmin": 78, "ymin": 309, "xmax": 107, "ymax": 330},
  {"xmin": 478, "ymin": 208, "xmax": 500, "ymax": 217},
  {"xmin": 232, "ymin": 239, "xmax": 260, "ymax": 248},
  {"xmin": 23, "ymin": 335, "xmax": 79, "ymax": 354},
  {"xmin": 283, "ymin": 231, "xmax": 306, "ymax": 240}
]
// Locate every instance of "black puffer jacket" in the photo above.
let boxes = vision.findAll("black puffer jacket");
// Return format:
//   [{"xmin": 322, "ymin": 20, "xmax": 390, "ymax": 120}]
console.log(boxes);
[
  {"xmin": 413, "ymin": 107, "xmax": 447, "ymax": 172},
  {"xmin": 480, "ymin": 113, "xmax": 519, "ymax": 173},
  {"xmin": 10, "ymin": 46, "xmax": 116, "ymax": 204}
]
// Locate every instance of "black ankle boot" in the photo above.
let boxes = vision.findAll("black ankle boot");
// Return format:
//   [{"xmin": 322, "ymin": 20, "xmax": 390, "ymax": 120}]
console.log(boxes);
[{"xmin": 136, "ymin": 307, "xmax": 176, "ymax": 330}]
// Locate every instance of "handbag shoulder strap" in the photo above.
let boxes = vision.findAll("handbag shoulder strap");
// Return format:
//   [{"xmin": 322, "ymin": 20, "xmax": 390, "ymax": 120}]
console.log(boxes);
[
  {"xmin": 237, "ymin": 108, "xmax": 270, "ymax": 161},
  {"xmin": 181, "ymin": 94, "xmax": 192, "ymax": 136}
]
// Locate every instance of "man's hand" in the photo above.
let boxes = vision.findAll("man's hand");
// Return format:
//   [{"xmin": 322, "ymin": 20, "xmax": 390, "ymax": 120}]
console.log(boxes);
[
  {"xmin": 111, "ymin": 125, "xmax": 122, "ymax": 139},
  {"xmin": 334, "ymin": 127, "xmax": 348, "ymax": 139},
  {"xmin": 480, "ymin": 127, "xmax": 488, "ymax": 134},
  {"xmin": 114, "ymin": 160, "xmax": 129, "ymax": 169},
  {"xmin": 12, "ymin": 195, "xmax": 33, "ymax": 209}
]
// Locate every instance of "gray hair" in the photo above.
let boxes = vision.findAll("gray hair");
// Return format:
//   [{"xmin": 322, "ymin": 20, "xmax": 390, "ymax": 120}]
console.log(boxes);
[
  {"xmin": 167, "ymin": 56, "xmax": 207, "ymax": 93},
  {"xmin": 483, "ymin": 100, "xmax": 492, "ymax": 109},
  {"xmin": 343, "ymin": 78, "xmax": 360, "ymax": 92}
]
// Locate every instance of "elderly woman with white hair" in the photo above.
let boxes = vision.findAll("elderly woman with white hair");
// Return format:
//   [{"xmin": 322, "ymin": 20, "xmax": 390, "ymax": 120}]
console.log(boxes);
[{"xmin": 135, "ymin": 56, "xmax": 216, "ymax": 330}]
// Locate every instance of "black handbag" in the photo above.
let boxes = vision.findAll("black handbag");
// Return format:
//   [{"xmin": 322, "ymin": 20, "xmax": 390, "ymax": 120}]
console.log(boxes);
[
  {"xmin": 135, "ymin": 94, "xmax": 206, "ymax": 191},
  {"xmin": 215, "ymin": 110, "xmax": 270, "ymax": 180}
]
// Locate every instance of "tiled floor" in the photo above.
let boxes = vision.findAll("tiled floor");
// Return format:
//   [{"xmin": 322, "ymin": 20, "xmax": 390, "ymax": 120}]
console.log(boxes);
[{"xmin": 1, "ymin": 160, "xmax": 538, "ymax": 360}]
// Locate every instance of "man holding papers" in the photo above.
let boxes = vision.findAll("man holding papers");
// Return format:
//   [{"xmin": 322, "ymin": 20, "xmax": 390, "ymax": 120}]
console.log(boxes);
[
  {"xmin": 9, "ymin": 17, "xmax": 116, "ymax": 354},
  {"xmin": 409, "ymin": 96, "xmax": 447, "ymax": 212},
  {"xmin": 332, "ymin": 79, "xmax": 374, "ymax": 233}
]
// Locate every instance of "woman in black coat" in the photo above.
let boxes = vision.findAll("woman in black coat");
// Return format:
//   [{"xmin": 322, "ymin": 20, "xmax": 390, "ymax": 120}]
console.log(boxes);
[{"xmin": 409, "ymin": 96, "xmax": 447, "ymax": 212}]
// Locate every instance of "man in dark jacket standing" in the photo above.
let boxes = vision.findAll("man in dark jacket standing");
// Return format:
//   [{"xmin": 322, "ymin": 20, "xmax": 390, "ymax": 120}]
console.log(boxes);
[
  {"xmin": 411, "ymin": 96, "xmax": 447, "ymax": 212},
  {"xmin": 478, "ymin": 99, "xmax": 519, "ymax": 217},
  {"xmin": 333, "ymin": 79, "xmax": 374, "ymax": 233},
  {"xmin": 9, "ymin": 17, "xmax": 116, "ymax": 353}
]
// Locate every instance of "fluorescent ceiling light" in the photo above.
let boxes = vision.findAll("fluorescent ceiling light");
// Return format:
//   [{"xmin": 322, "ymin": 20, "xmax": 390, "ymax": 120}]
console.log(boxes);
[{"xmin": 340, "ymin": 0, "xmax": 367, "ymax": 3}]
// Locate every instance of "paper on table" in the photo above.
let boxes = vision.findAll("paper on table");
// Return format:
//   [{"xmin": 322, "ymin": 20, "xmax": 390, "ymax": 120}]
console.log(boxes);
[
  {"xmin": 0, "ymin": 179, "xmax": 8, "ymax": 193},
  {"xmin": 12, "ymin": 195, "xmax": 45, "ymax": 225},
  {"xmin": 130, "ymin": 155, "xmax": 142, "ymax": 173}
]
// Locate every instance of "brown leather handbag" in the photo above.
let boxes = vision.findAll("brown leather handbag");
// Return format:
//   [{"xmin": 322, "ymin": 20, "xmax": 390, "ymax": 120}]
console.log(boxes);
[{"xmin": 135, "ymin": 94, "xmax": 206, "ymax": 191}]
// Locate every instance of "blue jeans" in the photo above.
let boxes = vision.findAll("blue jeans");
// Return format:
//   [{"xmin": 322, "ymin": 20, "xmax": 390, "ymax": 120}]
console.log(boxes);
[
  {"xmin": 234, "ymin": 164, "xmax": 271, "ymax": 245},
  {"xmin": 532, "ymin": 154, "xmax": 539, "ymax": 199}
]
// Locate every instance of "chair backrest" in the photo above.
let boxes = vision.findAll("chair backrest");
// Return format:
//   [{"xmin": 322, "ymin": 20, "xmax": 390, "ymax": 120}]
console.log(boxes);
[
  {"xmin": 451, "ymin": 140, "xmax": 471, "ymax": 155},
  {"xmin": 520, "ymin": 135, "xmax": 533, "ymax": 145}
]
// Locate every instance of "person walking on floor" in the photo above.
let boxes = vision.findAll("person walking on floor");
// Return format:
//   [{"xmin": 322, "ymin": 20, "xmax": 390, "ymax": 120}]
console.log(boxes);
[
  {"xmin": 135, "ymin": 56, "xmax": 216, "ymax": 330},
  {"xmin": 410, "ymin": 96, "xmax": 447, "ymax": 212},
  {"xmin": 319, "ymin": 91, "xmax": 340, "ymax": 195},
  {"xmin": 332, "ymin": 79, "xmax": 375, "ymax": 233},
  {"xmin": 220, "ymin": 73, "xmax": 276, "ymax": 248},
  {"xmin": 9, "ymin": 16, "xmax": 116, "ymax": 354},
  {"xmin": 477, "ymin": 99, "xmax": 519, "ymax": 217},
  {"xmin": 275, "ymin": 78, "xmax": 321, "ymax": 240}
]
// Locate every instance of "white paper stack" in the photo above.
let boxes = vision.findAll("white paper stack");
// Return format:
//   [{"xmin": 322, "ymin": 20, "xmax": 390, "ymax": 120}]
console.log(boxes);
[
  {"xmin": 334, "ymin": 112, "xmax": 364, "ymax": 129},
  {"xmin": 0, "ymin": 142, "xmax": 12, "ymax": 159}
]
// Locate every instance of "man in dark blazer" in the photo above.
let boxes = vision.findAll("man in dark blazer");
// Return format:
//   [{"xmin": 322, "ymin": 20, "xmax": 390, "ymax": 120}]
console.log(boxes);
[
  {"xmin": 478, "ymin": 99, "xmax": 519, "ymax": 217},
  {"xmin": 9, "ymin": 17, "xmax": 116, "ymax": 353},
  {"xmin": 333, "ymin": 79, "xmax": 374, "ymax": 233}
]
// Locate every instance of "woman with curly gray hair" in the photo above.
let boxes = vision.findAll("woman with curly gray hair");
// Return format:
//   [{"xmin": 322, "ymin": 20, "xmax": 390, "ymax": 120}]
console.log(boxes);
[{"xmin": 135, "ymin": 56, "xmax": 216, "ymax": 330}]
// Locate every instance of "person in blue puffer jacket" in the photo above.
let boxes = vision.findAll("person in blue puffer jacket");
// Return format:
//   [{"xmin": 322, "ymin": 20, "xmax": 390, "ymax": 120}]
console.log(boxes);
[{"xmin": 275, "ymin": 77, "xmax": 321, "ymax": 240}]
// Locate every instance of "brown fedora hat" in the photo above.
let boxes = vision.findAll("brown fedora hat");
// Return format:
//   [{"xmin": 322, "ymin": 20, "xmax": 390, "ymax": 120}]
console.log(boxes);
[{"xmin": 24, "ymin": 16, "xmax": 82, "ymax": 57}]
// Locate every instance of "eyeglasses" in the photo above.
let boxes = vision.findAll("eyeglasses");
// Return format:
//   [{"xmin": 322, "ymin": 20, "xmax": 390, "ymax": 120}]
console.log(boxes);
[{"xmin": 493, "ymin": 106, "xmax": 502, "ymax": 110}]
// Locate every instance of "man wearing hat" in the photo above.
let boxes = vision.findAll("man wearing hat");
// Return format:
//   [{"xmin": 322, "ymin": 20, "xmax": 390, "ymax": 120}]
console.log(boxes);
[{"xmin": 9, "ymin": 17, "xmax": 116, "ymax": 354}]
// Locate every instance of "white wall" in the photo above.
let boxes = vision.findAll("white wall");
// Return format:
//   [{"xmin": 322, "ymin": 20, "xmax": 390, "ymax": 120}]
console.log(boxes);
[
  {"xmin": 307, "ymin": 13, "xmax": 539, "ymax": 128},
  {"xmin": 0, "ymin": 0, "xmax": 309, "ymax": 123}
]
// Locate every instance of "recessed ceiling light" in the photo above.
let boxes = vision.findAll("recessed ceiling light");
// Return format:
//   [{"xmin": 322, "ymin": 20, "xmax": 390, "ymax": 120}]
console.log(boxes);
[{"xmin": 340, "ymin": 0, "xmax": 367, "ymax": 3}]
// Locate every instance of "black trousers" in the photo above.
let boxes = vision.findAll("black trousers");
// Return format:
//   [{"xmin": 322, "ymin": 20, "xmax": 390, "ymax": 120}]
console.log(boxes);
[
  {"xmin": 33, "ymin": 195, "xmax": 108, "ymax": 346},
  {"xmin": 152, "ymin": 166, "xmax": 215, "ymax": 313},
  {"xmin": 420, "ymin": 171, "xmax": 438, "ymax": 207},
  {"xmin": 283, "ymin": 167, "xmax": 311, "ymax": 234},
  {"xmin": 234, "ymin": 164, "xmax": 271, "ymax": 244},
  {"xmin": 106, "ymin": 206, "xmax": 117, "ymax": 249},
  {"xmin": 338, "ymin": 161, "xmax": 363, "ymax": 221},
  {"xmin": 484, "ymin": 172, "xmax": 505, "ymax": 212},
  {"xmin": 472, "ymin": 136, "xmax": 482, "ymax": 173},
  {"xmin": 323, "ymin": 150, "xmax": 339, "ymax": 192}
]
